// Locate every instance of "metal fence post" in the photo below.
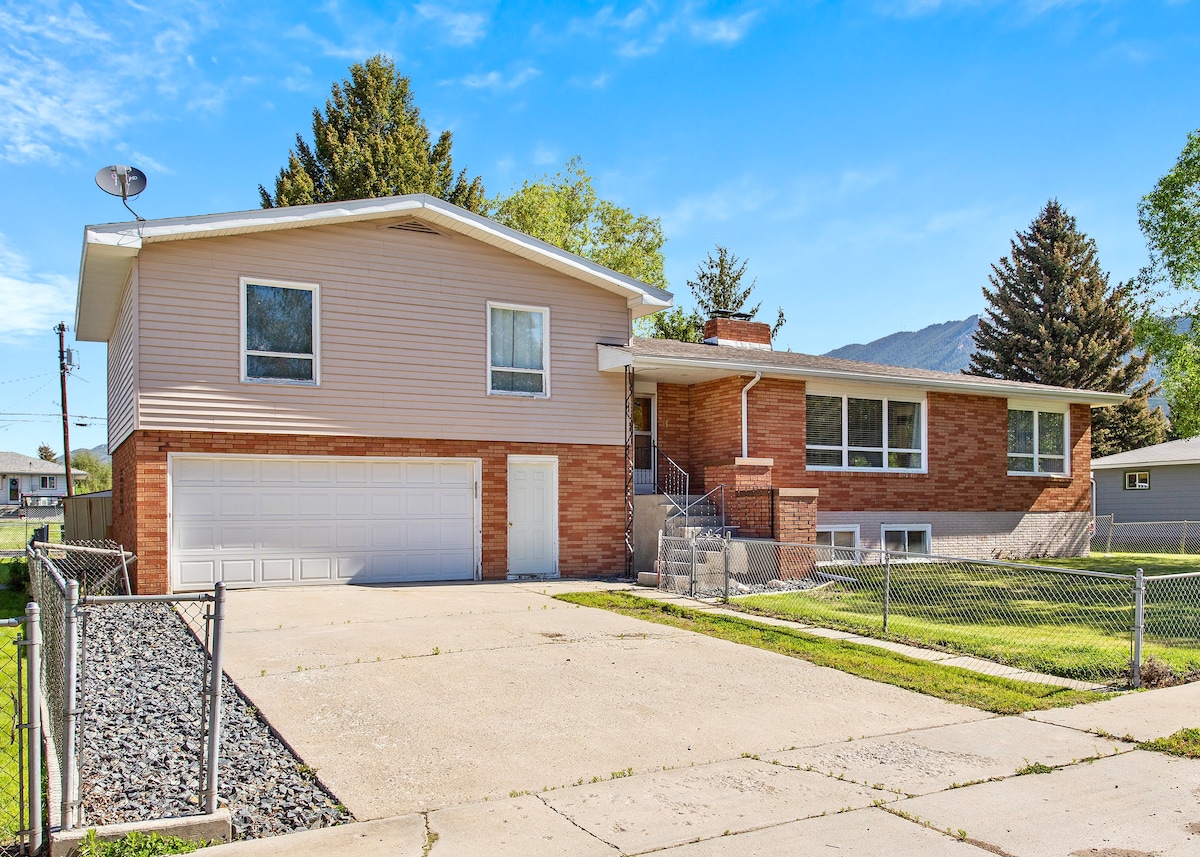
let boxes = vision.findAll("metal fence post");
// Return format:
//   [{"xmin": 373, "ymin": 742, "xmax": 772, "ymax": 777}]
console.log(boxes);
[
  {"xmin": 1106, "ymin": 518, "xmax": 1113, "ymax": 554},
  {"xmin": 1132, "ymin": 568, "xmax": 1145, "ymax": 689},
  {"xmin": 689, "ymin": 538, "xmax": 697, "ymax": 598},
  {"xmin": 204, "ymin": 582, "xmax": 226, "ymax": 815},
  {"xmin": 24, "ymin": 602, "xmax": 43, "ymax": 855},
  {"xmin": 883, "ymin": 552, "xmax": 892, "ymax": 633},
  {"xmin": 62, "ymin": 578, "xmax": 79, "ymax": 830},
  {"xmin": 1182, "ymin": 523, "xmax": 1188, "ymax": 555},
  {"xmin": 723, "ymin": 532, "xmax": 731, "ymax": 603}
]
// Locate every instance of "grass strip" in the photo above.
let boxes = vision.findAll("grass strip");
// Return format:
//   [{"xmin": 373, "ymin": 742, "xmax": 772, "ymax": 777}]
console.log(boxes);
[
  {"xmin": 1139, "ymin": 728, "xmax": 1200, "ymax": 759},
  {"xmin": 555, "ymin": 590, "xmax": 1110, "ymax": 715}
]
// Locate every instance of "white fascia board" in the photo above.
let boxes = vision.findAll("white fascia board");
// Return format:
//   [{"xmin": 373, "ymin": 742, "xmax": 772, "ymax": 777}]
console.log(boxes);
[
  {"xmin": 79, "ymin": 195, "xmax": 673, "ymax": 335},
  {"xmin": 598, "ymin": 344, "xmax": 634, "ymax": 371},
  {"xmin": 619, "ymin": 353, "xmax": 1128, "ymax": 406},
  {"xmin": 1091, "ymin": 457, "xmax": 1200, "ymax": 471}
]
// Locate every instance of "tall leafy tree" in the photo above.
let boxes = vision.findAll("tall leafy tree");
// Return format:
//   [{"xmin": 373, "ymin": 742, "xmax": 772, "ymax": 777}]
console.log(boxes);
[
  {"xmin": 260, "ymin": 54, "xmax": 485, "ymax": 211},
  {"xmin": 70, "ymin": 450, "xmax": 112, "ymax": 494},
  {"xmin": 490, "ymin": 157, "xmax": 667, "ymax": 289},
  {"xmin": 686, "ymin": 245, "xmax": 785, "ymax": 337},
  {"xmin": 1137, "ymin": 129, "xmax": 1200, "ymax": 437},
  {"xmin": 968, "ymin": 200, "xmax": 1167, "ymax": 456},
  {"xmin": 645, "ymin": 306, "xmax": 704, "ymax": 343}
]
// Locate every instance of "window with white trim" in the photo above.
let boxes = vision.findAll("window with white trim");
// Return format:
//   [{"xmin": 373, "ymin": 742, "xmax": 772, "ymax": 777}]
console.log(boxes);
[
  {"xmin": 815, "ymin": 526, "xmax": 859, "ymax": 564},
  {"xmin": 241, "ymin": 278, "xmax": 319, "ymax": 383},
  {"xmin": 1124, "ymin": 471, "xmax": 1150, "ymax": 490},
  {"xmin": 40, "ymin": 476, "xmax": 55, "ymax": 489},
  {"xmin": 1007, "ymin": 406, "xmax": 1067, "ymax": 475},
  {"xmin": 806, "ymin": 394, "xmax": 924, "ymax": 470},
  {"xmin": 882, "ymin": 525, "xmax": 931, "ymax": 556},
  {"xmin": 488, "ymin": 303, "xmax": 548, "ymax": 397}
]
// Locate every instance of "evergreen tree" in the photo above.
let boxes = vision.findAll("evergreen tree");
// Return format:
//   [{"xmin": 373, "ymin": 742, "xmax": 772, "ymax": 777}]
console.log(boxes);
[
  {"xmin": 687, "ymin": 245, "xmax": 785, "ymax": 337},
  {"xmin": 490, "ymin": 157, "xmax": 667, "ymax": 289},
  {"xmin": 37, "ymin": 443, "xmax": 55, "ymax": 461},
  {"xmin": 260, "ymin": 54, "xmax": 485, "ymax": 212},
  {"xmin": 967, "ymin": 200, "xmax": 1167, "ymax": 455}
]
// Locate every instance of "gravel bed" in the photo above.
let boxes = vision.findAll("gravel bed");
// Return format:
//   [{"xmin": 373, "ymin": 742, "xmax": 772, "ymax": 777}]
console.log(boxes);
[{"xmin": 78, "ymin": 603, "xmax": 353, "ymax": 839}]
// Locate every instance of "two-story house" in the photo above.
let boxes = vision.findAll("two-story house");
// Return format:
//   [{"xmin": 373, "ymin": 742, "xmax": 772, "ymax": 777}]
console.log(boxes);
[{"xmin": 75, "ymin": 195, "xmax": 1122, "ymax": 594}]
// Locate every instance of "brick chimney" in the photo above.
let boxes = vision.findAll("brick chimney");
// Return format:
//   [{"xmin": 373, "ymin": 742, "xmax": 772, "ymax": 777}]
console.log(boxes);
[{"xmin": 702, "ymin": 315, "xmax": 772, "ymax": 350}]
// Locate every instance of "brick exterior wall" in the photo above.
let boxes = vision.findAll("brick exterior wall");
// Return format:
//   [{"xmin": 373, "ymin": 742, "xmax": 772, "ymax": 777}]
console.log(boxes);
[
  {"xmin": 658, "ymin": 376, "xmax": 1091, "ymax": 516},
  {"xmin": 773, "ymin": 489, "xmax": 819, "ymax": 579},
  {"xmin": 701, "ymin": 318, "xmax": 773, "ymax": 347},
  {"xmin": 705, "ymin": 462, "xmax": 774, "ymax": 538},
  {"xmin": 111, "ymin": 430, "xmax": 625, "ymax": 594}
]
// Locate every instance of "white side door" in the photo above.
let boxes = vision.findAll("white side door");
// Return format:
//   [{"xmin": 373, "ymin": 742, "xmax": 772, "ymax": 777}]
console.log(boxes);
[{"xmin": 507, "ymin": 456, "xmax": 558, "ymax": 578}]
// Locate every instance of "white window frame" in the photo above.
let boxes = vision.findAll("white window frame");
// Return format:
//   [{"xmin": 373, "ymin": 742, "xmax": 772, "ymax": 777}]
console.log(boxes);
[
  {"xmin": 805, "ymin": 390, "xmax": 927, "ymax": 473},
  {"xmin": 1006, "ymin": 401, "xmax": 1070, "ymax": 477},
  {"xmin": 815, "ymin": 525, "xmax": 860, "ymax": 565},
  {"xmin": 881, "ymin": 523, "xmax": 932, "ymax": 558},
  {"xmin": 40, "ymin": 476, "xmax": 56, "ymax": 490},
  {"xmin": 1124, "ymin": 471, "xmax": 1150, "ymax": 490},
  {"xmin": 240, "ymin": 277, "xmax": 321, "ymax": 386},
  {"xmin": 487, "ymin": 302, "xmax": 550, "ymax": 399}
]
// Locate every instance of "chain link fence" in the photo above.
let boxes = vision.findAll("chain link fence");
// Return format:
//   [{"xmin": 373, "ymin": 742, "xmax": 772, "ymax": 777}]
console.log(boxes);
[
  {"xmin": 27, "ymin": 541, "xmax": 227, "ymax": 832},
  {"xmin": 0, "ymin": 604, "xmax": 42, "ymax": 856},
  {"xmin": 656, "ymin": 535, "xmax": 1200, "ymax": 689},
  {"xmin": 1091, "ymin": 515, "xmax": 1200, "ymax": 555},
  {"xmin": 0, "ymin": 513, "xmax": 62, "ymax": 556}
]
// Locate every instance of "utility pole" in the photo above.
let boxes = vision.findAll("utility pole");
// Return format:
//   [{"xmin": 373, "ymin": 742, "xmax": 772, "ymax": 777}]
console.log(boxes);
[{"xmin": 56, "ymin": 323, "xmax": 73, "ymax": 498}]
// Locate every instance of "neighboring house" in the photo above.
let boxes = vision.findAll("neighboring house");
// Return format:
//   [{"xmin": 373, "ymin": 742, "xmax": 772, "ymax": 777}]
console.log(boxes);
[
  {"xmin": 1091, "ymin": 436, "xmax": 1200, "ymax": 522},
  {"xmin": 75, "ymin": 195, "xmax": 670, "ymax": 594},
  {"xmin": 0, "ymin": 452, "xmax": 88, "ymax": 507},
  {"xmin": 75, "ymin": 195, "xmax": 1122, "ymax": 595},
  {"xmin": 608, "ymin": 316, "xmax": 1123, "ymax": 569}
]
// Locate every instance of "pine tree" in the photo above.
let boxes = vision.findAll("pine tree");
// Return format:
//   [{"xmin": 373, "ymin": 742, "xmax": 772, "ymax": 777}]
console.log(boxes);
[
  {"xmin": 260, "ymin": 54, "xmax": 485, "ymax": 212},
  {"xmin": 687, "ymin": 245, "xmax": 785, "ymax": 337},
  {"xmin": 967, "ymin": 200, "xmax": 1167, "ymax": 455},
  {"xmin": 37, "ymin": 443, "xmax": 55, "ymax": 461}
]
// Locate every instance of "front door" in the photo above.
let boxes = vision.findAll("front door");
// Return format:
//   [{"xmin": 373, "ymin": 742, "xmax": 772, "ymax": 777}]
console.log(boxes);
[
  {"xmin": 8, "ymin": 479, "xmax": 17, "ymax": 503},
  {"xmin": 507, "ymin": 456, "xmax": 558, "ymax": 578},
  {"xmin": 632, "ymin": 395, "xmax": 655, "ymax": 494}
]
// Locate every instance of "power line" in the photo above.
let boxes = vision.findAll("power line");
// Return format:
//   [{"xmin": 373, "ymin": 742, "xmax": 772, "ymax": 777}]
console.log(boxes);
[{"xmin": 0, "ymin": 412, "xmax": 107, "ymax": 421}]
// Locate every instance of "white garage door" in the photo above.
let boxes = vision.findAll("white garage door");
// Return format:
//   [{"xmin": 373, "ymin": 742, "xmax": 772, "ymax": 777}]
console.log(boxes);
[{"xmin": 170, "ymin": 455, "xmax": 480, "ymax": 591}]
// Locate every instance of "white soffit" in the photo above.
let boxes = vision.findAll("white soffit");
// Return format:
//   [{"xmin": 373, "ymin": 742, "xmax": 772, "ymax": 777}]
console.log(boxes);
[{"xmin": 77, "ymin": 195, "xmax": 672, "ymax": 341}]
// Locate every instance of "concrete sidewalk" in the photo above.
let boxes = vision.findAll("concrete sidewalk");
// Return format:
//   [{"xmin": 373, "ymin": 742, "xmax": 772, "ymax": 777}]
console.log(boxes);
[{"xmin": 200, "ymin": 581, "xmax": 1198, "ymax": 856}]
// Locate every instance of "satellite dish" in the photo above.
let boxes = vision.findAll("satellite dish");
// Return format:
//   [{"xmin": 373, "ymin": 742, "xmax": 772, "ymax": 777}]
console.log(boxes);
[{"xmin": 95, "ymin": 165, "xmax": 148, "ymax": 200}]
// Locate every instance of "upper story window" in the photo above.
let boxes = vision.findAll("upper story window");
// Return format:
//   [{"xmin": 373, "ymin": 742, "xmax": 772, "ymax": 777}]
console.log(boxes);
[
  {"xmin": 241, "ymin": 278, "xmax": 319, "ymax": 384},
  {"xmin": 488, "ymin": 303, "xmax": 549, "ymax": 397},
  {"xmin": 1124, "ymin": 471, "xmax": 1150, "ymax": 490},
  {"xmin": 40, "ymin": 476, "xmax": 56, "ymax": 489},
  {"xmin": 1007, "ymin": 405, "xmax": 1067, "ymax": 475},
  {"xmin": 805, "ymin": 394, "xmax": 924, "ymax": 471}
]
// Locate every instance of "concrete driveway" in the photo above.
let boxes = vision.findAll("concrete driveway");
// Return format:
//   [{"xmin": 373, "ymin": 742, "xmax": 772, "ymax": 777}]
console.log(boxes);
[{"xmin": 220, "ymin": 580, "xmax": 989, "ymax": 819}]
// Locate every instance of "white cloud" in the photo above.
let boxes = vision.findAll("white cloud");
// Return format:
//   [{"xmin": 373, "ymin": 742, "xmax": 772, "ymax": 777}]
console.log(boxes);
[
  {"xmin": 461, "ymin": 67, "xmax": 540, "ymax": 91},
  {"xmin": 415, "ymin": 2, "xmax": 489, "ymax": 45},
  {"xmin": 532, "ymin": 144, "xmax": 560, "ymax": 165},
  {"xmin": 663, "ymin": 177, "xmax": 777, "ymax": 235},
  {"xmin": 572, "ymin": 2, "xmax": 763, "ymax": 58},
  {"xmin": 875, "ymin": 0, "xmax": 1107, "ymax": 17},
  {"xmin": 689, "ymin": 10, "xmax": 760, "ymax": 43},
  {"xmin": 0, "ymin": 236, "xmax": 74, "ymax": 345},
  {"xmin": 0, "ymin": 2, "xmax": 220, "ymax": 164}
]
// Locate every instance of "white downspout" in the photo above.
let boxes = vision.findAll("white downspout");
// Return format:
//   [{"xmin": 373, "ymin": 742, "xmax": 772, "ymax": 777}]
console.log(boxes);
[{"xmin": 741, "ymin": 372, "xmax": 762, "ymax": 459}]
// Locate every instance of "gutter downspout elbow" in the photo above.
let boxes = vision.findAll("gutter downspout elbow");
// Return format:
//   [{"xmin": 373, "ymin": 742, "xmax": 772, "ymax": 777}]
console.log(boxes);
[{"xmin": 741, "ymin": 372, "xmax": 762, "ymax": 459}]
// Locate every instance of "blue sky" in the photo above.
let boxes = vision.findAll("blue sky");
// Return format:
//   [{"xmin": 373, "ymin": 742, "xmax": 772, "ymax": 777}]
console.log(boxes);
[{"xmin": 1, "ymin": 0, "xmax": 1198, "ymax": 458}]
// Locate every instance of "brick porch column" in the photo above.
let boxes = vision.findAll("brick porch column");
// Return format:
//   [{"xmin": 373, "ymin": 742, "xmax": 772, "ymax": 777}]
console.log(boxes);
[{"xmin": 773, "ymin": 488, "xmax": 819, "ymax": 579}]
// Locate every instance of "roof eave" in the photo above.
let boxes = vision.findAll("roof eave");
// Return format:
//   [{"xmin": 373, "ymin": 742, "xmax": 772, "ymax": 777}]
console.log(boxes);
[
  {"xmin": 1091, "ymin": 457, "xmax": 1200, "ymax": 470},
  {"xmin": 605, "ymin": 348, "xmax": 1127, "ymax": 405}
]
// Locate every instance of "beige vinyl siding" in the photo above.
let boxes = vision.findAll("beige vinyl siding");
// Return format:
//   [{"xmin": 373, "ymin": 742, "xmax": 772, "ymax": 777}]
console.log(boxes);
[
  {"xmin": 107, "ymin": 270, "xmax": 138, "ymax": 449},
  {"xmin": 134, "ymin": 221, "xmax": 630, "ymax": 445}
]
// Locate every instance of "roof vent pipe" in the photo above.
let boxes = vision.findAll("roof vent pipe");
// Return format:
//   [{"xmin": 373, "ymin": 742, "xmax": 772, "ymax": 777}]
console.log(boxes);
[{"xmin": 741, "ymin": 372, "xmax": 762, "ymax": 459}]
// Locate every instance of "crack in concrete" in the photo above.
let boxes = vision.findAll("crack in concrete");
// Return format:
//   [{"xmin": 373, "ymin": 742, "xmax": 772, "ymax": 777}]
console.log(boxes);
[
  {"xmin": 421, "ymin": 811, "xmax": 439, "ymax": 856},
  {"xmin": 532, "ymin": 793, "xmax": 622, "ymax": 852}
]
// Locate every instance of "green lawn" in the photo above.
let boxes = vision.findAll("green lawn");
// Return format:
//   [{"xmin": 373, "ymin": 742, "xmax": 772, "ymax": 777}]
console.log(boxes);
[
  {"xmin": 730, "ymin": 554, "xmax": 1200, "ymax": 684},
  {"xmin": 0, "ymin": 520, "xmax": 61, "ymax": 552},
  {"xmin": 555, "ymin": 591, "xmax": 1109, "ymax": 714},
  {"xmin": 0, "ymin": 559, "xmax": 28, "ymax": 846}
]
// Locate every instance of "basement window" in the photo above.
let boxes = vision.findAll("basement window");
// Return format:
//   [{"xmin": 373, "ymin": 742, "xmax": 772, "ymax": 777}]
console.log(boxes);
[
  {"xmin": 241, "ymin": 278, "xmax": 320, "ymax": 384},
  {"xmin": 815, "ymin": 526, "xmax": 859, "ymax": 564},
  {"xmin": 882, "ymin": 525, "xmax": 931, "ymax": 557}
]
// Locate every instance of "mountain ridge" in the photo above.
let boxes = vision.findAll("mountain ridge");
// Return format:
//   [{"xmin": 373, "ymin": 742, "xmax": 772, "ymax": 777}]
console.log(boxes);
[{"xmin": 823, "ymin": 315, "xmax": 980, "ymax": 374}]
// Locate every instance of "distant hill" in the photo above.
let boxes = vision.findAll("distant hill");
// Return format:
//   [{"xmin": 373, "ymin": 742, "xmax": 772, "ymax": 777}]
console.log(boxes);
[
  {"xmin": 55, "ymin": 443, "xmax": 110, "ymax": 464},
  {"xmin": 824, "ymin": 315, "xmax": 980, "ymax": 374}
]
